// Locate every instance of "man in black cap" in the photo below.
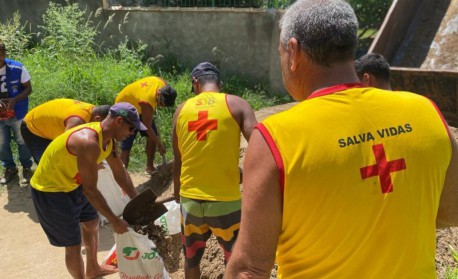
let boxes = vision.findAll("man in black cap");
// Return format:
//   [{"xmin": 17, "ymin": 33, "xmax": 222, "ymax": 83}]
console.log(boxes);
[
  {"xmin": 29, "ymin": 102, "xmax": 141, "ymax": 279},
  {"xmin": 172, "ymin": 62, "xmax": 257, "ymax": 278}
]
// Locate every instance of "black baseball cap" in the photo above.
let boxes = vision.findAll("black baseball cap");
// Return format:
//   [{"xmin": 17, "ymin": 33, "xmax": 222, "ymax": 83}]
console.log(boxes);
[{"xmin": 190, "ymin": 62, "xmax": 220, "ymax": 92}]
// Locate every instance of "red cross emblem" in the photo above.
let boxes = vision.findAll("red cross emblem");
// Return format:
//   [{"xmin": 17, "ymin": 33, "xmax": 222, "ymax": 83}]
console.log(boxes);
[
  {"xmin": 188, "ymin": 111, "xmax": 218, "ymax": 141},
  {"xmin": 360, "ymin": 144, "xmax": 406, "ymax": 193},
  {"xmin": 140, "ymin": 82, "xmax": 148, "ymax": 88}
]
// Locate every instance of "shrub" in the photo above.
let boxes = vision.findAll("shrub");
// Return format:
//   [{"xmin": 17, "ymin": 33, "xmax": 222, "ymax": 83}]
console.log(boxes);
[
  {"xmin": 38, "ymin": 1, "xmax": 98, "ymax": 56},
  {"xmin": 0, "ymin": 11, "xmax": 32, "ymax": 57}
]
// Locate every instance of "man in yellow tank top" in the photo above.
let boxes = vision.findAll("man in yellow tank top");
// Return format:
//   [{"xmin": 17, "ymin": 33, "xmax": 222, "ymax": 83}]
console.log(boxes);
[
  {"xmin": 29, "ymin": 102, "xmax": 142, "ymax": 279},
  {"xmin": 115, "ymin": 76, "xmax": 177, "ymax": 174},
  {"xmin": 21, "ymin": 98, "xmax": 110, "ymax": 165},
  {"xmin": 226, "ymin": 1, "xmax": 458, "ymax": 278},
  {"xmin": 172, "ymin": 62, "xmax": 257, "ymax": 279}
]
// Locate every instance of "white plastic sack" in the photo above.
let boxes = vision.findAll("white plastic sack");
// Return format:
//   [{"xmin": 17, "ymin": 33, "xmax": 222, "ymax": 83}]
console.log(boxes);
[
  {"xmin": 154, "ymin": 201, "xmax": 181, "ymax": 235},
  {"xmin": 97, "ymin": 161, "xmax": 130, "ymax": 224},
  {"xmin": 115, "ymin": 228, "xmax": 170, "ymax": 279}
]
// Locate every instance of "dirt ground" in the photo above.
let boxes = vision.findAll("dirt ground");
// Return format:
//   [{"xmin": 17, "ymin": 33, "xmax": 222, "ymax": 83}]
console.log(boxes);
[{"xmin": 1, "ymin": 103, "xmax": 458, "ymax": 279}]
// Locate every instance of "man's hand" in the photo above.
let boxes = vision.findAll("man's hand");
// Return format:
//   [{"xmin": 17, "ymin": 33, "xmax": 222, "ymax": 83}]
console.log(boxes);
[
  {"xmin": 6, "ymin": 98, "xmax": 16, "ymax": 111},
  {"xmin": 0, "ymin": 100, "xmax": 7, "ymax": 111},
  {"xmin": 111, "ymin": 218, "xmax": 130, "ymax": 234}
]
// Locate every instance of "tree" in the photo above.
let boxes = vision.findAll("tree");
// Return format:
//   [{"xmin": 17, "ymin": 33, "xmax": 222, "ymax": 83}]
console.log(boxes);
[{"xmin": 349, "ymin": 0, "xmax": 394, "ymax": 55}]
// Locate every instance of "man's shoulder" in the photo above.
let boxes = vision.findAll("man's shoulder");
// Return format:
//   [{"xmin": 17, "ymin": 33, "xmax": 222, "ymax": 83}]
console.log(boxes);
[
  {"xmin": 224, "ymin": 93, "xmax": 248, "ymax": 105},
  {"xmin": 68, "ymin": 128, "xmax": 101, "ymax": 154},
  {"xmin": 68, "ymin": 125, "xmax": 100, "ymax": 141}
]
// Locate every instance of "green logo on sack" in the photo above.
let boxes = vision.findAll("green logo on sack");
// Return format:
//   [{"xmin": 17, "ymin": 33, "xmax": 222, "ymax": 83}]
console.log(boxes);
[
  {"xmin": 122, "ymin": 247, "xmax": 140, "ymax": 260},
  {"xmin": 142, "ymin": 249, "xmax": 160, "ymax": 260}
]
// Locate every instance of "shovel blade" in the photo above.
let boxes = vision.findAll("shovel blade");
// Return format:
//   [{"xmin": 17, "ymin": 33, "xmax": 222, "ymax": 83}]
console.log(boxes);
[{"xmin": 123, "ymin": 189, "xmax": 168, "ymax": 225}]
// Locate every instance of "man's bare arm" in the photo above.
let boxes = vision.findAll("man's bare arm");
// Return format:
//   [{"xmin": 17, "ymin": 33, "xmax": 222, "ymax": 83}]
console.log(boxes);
[
  {"xmin": 70, "ymin": 130, "xmax": 128, "ymax": 234},
  {"xmin": 227, "ymin": 95, "xmax": 258, "ymax": 141},
  {"xmin": 437, "ymin": 131, "xmax": 458, "ymax": 227},
  {"xmin": 225, "ymin": 129, "xmax": 282, "ymax": 278},
  {"xmin": 7, "ymin": 81, "xmax": 32, "ymax": 110},
  {"xmin": 172, "ymin": 103, "xmax": 184, "ymax": 202}
]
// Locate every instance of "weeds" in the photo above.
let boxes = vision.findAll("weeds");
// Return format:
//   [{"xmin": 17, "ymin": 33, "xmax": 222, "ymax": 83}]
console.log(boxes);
[
  {"xmin": 0, "ymin": 1, "xmax": 289, "ymax": 172},
  {"xmin": 38, "ymin": 0, "xmax": 98, "ymax": 56},
  {"xmin": 0, "ymin": 11, "xmax": 32, "ymax": 57},
  {"xmin": 445, "ymin": 245, "xmax": 458, "ymax": 279},
  {"xmin": 445, "ymin": 267, "xmax": 458, "ymax": 279}
]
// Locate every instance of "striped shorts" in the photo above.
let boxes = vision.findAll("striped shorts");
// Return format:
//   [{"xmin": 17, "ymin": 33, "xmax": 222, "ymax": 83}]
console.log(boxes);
[{"xmin": 180, "ymin": 196, "xmax": 241, "ymax": 268}]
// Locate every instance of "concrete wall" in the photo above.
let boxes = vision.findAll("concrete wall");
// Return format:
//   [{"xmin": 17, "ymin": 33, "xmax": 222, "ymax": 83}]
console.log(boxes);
[
  {"xmin": 390, "ymin": 67, "xmax": 458, "ymax": 126},
  {"xmin": 369, "ymin": 0, "xmax": 458, "ymax": 125},
  {"xmin": 0, "ymin": 0, "xmax": 286, "ymax": 95},
  {"xmin": 369, "ymin": 0, "xmax": 425, "ymax": 63}
]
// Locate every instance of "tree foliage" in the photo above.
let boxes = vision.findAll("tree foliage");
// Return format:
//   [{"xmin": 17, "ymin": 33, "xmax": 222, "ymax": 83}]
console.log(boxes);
[
  {"xmin": 348, "ymin": 0, "xmax": 393, "ymax": 55},
  {"xmin": 349, "ymin": 0, "xmax": 393, "ymax": 39}
]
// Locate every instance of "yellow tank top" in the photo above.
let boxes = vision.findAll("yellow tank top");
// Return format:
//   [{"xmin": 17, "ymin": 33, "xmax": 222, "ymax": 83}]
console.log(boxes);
[
  {"xmin": 260, "ymin": 84, "xmax": 451, "ymax": 278},
  {"xmin": 115, "ymin": 76, "xmax": 166, "ymax": 114},
  {"xmin": 25, "ymin": 98, "xmax": 94, "ymax": 140},
  {"xmin": 30, "ymin": 122, "xmax": 113, "ymax": 192},
  {"xmin": 177, "ymin": 92, "xmax": 241, "ymax": 201}
]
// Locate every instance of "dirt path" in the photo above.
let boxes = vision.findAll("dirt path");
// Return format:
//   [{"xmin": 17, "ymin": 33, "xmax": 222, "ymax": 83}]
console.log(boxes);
[{"xmin": 0, "ymin": 172, "xmax": 150, "ymax": 279}]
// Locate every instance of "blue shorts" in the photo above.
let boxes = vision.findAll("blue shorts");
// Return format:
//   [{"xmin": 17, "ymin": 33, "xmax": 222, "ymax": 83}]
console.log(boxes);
[
  {"xmin": 30, "ymin": 186, "xmax": 98, "ymax": 247},
  {"xmin": 120, "ymin": 117, "xmax": 158, "ymax": 151}
]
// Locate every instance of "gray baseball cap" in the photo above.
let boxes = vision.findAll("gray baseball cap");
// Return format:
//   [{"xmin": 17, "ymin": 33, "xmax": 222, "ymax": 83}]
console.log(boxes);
[{"xmin": 110, "ymin": 102, "xmax": 147, "ymax": 131}]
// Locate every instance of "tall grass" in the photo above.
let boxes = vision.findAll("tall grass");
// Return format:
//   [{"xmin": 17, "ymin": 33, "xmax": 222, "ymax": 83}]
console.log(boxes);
[{"xmin": 0, "ymin": 1, "xmax": 290, "ymax": 173}]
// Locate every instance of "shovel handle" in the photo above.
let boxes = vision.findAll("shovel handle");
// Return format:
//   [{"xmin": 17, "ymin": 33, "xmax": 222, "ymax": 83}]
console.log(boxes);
[{"xmin": 155, "ymin": 195, "xmax": 175, "ymax": 204}]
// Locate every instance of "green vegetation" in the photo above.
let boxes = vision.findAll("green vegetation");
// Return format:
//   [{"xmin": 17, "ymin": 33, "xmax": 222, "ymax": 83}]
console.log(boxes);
[
  {"xmin": 349, "ymin": 0, "xmax": 394, "ymax": 56},
  {"xmin": 445, "ymin": 245, "xmax": 458, "ymax": 279},
  {"xmin": 0, "ymin": 1, "xmax": 289, "ymax": 173},
  {"xmin": 445, "ymin": 268, "xmax": 458, "ymax": 279}
]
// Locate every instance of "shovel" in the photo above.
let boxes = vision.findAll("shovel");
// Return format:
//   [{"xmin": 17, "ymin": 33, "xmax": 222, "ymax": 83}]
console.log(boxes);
[
  {"xmin": 151, "ymin": 153, "xmax": 167, "ymax": 174},
  {"xmin": 140, "ymin": 153, "xmax": 172, "ymax": 194},
  {"xmin": 123, "ymin": 188, "xmax": 174, "ymax": 226}
]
